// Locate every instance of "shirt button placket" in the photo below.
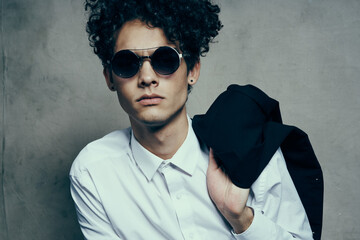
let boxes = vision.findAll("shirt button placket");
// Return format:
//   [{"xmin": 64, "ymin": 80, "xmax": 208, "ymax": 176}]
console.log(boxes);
[
  {"xmin": 176, "ymin": 193, "xmax": 182, "ymax": 200},
  {"xmin": 161, "ymin": 165, "xmax": 198, "ymax": 240}
]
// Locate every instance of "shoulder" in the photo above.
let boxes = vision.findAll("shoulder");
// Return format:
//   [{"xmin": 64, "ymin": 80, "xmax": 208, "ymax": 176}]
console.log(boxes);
[{"xmin": 69, "ymin": 127, "xmax": 132, "ymax": 177}]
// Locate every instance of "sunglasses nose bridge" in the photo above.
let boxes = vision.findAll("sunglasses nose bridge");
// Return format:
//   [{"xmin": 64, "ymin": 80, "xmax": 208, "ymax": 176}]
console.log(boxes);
[
  {"xmin": 138, "ymin": 55, "xmax": 158, "ymax": 78},
  {"xmin": 138, "ymin": 55, "xmax": 152, "ymax": 68}
]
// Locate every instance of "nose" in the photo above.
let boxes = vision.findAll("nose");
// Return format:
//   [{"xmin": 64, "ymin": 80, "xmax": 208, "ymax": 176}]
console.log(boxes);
[{"xmin": 138, "ymin": 59, "xmax": 159, "ymax": 87}]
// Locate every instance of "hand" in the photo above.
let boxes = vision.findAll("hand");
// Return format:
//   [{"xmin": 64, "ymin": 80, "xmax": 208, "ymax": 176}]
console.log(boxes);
[{"xmin": 206, "ymin": 148, "xmax": 254, "ymax": 234}]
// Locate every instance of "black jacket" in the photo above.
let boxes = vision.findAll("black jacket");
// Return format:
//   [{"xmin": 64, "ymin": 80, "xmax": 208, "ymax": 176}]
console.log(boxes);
[{"xmin": 192, "ymin": 84, "xmax": 323, "ymax": 240}]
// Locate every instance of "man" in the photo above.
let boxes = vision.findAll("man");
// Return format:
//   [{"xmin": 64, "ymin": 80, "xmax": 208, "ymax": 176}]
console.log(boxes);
[{"xmin": 70, "ymin": 0, "xmax": 314, "ymax": 239}]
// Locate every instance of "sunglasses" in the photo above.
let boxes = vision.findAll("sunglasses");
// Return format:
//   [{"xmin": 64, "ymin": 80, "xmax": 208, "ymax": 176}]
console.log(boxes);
[{"xmin": 110, "ymin": 46, "xmax": 183, "ymax": 78}]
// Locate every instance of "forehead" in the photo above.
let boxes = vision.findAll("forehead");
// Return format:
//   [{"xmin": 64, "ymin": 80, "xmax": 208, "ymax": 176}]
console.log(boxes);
[{"xmin": 114, "ymin": 19, "xmax": 173, "ymax": 52}]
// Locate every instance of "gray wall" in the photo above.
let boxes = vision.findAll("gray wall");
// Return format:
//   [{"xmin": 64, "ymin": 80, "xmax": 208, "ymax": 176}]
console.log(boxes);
[{"xmin": 1, "ymin": 0, "xmax": 359, "ymax": 239}]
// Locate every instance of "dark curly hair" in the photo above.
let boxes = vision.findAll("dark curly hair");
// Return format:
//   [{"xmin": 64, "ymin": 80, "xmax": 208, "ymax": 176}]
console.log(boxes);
[{"xmin": 85, "ymin": 0, "xmax": 222, "ymax": 71}]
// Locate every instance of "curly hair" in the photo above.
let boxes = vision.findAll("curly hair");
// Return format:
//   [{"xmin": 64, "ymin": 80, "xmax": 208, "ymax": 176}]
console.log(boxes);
[{"xmin": 85, "ymin": 0, "xmax": 222, "ymax": 71}]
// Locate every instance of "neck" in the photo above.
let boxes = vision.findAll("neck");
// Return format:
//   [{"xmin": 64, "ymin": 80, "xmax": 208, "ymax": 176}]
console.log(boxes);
[{"xmin": 130, "ymin": 109, "xmax": 189, "ymax": 160}]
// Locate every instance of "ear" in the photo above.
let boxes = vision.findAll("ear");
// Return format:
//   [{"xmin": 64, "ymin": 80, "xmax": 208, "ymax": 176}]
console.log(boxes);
[
  {"xmin": 103, "ymin": 67, "xmax": 116, "ymax": 91},
  {"xmin": 187, "ymin": 61, "xmax": 201, "ymax": 86}
]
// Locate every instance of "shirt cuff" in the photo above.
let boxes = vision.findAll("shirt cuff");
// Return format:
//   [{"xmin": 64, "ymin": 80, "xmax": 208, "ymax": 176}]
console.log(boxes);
[{"xmin": 231, "ymin": 210, "xmax": 278, "ymax": 239}]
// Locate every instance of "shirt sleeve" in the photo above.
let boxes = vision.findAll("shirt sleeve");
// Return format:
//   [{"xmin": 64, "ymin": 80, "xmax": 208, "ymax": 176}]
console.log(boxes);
[
  {"xmin": 232, "ymin": 148, "xmax": 314, "ymax": 240},
  {"xmin": 70, "ymin": 171, "xmax": 121, "ymax": 240}
]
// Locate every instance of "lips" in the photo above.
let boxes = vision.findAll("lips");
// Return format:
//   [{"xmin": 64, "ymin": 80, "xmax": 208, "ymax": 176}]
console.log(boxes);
[{"xmin": 137, "ymin": 94, "xmax": 164, "ymax": 105}]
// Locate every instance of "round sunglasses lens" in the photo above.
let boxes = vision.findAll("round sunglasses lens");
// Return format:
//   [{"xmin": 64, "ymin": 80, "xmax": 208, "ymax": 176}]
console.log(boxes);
[
  {"xmin": 111, "ymin": 50, "xmax": 139, "ymax": 78},
  {"xmin": 152, "ymin": 47, "xmax": 180, "ymax": 75}
]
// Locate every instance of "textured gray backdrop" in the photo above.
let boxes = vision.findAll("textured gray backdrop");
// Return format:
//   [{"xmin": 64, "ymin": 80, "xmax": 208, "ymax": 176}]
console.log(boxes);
[{"xmin": 1, "ymin": 0, "xmax": 359, "ymax": 239}]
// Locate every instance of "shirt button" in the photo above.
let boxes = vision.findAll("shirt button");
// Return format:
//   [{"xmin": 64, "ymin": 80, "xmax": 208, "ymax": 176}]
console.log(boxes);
[
  {"xmin": 176, "ymin": 193, "xmax": 182, "ymax": 200},
  {"xmin": 188, "ymin": 233, "xmax": 194, "ymax": 239}
]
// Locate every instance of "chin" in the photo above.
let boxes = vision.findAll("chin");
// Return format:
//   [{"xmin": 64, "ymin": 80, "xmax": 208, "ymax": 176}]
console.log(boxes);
[
  {"xmin": 131, "ymin": 112, "xmax": 168, "ymax": 127},
  {"xmin": 132, "ymin": 108, "xmax": 185, "ymax": 129}
]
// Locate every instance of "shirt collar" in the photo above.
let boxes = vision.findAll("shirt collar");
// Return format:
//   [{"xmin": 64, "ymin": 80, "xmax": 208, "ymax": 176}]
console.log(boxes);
[
  {"xmin": 130, "ymin": 116, "xmax": 202, "ymax": 181},
  {"xmin": 130, "ymin": 131, "xmax": 164, "ymax": 182},
  {"xmin": 168, "ymin": 117, "xmax": 201, "ymax": 176}
]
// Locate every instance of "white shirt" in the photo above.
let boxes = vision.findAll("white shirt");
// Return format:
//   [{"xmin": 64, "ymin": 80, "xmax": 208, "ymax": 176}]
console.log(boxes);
[{"xmin": 70, "ymin": 118, "xmax": 313, "ymax": 240}]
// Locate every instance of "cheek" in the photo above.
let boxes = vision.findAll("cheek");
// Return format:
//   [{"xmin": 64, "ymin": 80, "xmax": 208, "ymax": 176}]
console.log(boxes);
[
  {"xmin": 115, "ymin": 84, "xmax": 135, "ymax": 110},
  {"xmin": 172, "ymin": 81, "xmax": 190, "ymax": 106},
  {"xmin": 170, "ymin": 76, "xmax": 188, "ymax": 97},
  {"xmin": 116, "ymin": 92, "xmax": 129, "ymax": 111},
  {"xmin": 174, "ymin": 64, "xmax": 190, "ymax": 91}
]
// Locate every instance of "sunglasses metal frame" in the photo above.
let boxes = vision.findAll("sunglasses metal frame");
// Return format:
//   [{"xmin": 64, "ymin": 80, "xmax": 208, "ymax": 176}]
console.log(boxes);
[{"xmin": 110, "ymin": 46, "xmax": 183, "ymax": 78}]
